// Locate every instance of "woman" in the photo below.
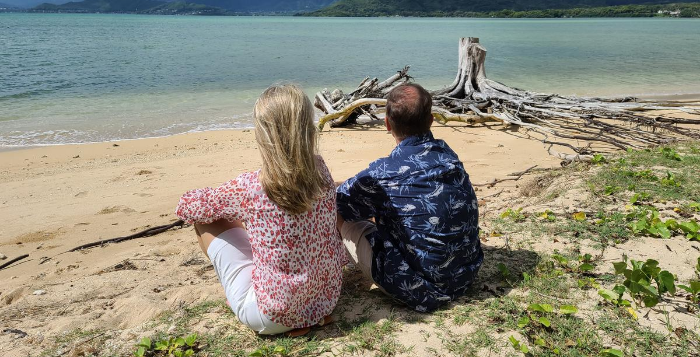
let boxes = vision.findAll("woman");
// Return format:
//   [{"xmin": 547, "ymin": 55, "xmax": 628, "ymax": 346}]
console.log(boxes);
[{"xmin": 176, "ymin": 84, "xmax": 345, "ymax": 335}]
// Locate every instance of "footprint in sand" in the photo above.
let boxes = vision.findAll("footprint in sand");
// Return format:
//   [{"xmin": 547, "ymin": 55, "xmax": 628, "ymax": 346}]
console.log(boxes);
[
  {"xmin": 75, "ymin": 191, "xmax": 88, "ymax": 198},
  {"xmin": 97, "ymin": 205, "xmax": 137, "ymax": 215},
  {"xmin": 6, "ymin": 229, "xmax": 62, "ymax": 246}
]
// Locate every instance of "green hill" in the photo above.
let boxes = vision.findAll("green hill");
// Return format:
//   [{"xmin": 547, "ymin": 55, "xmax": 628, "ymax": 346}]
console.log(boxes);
[
  {"xmin": 34, "ymin": 0, "xmax": 165, "ymax": 12},
  {"xmin": 309, "ymin": 0, "xmax": 700, "ymax": 17},
  {"xmin": 32, "ymin": 0, "xmax": 228, "ymax": 14}
]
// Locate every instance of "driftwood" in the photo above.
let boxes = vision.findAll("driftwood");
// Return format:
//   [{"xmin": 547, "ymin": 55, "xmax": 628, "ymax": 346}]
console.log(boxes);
[
  {"xmin": 0, "ymin": 254, "xmax": 29, "ymax": 271},
  {"xmin": 67, "ymin": 220, "xmax": 186, "ymax": 252},
  {"xmin": 474, "ymin": 165, "xmax": 539, "ymax": 188},
  {"xmin": 316, "ymin": 37, "xmax": 700, "ymax": 159}
]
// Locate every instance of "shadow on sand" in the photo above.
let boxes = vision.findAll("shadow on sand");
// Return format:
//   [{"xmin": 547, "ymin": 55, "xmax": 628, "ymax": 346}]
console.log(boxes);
[{"xmin": 310, "ymin": 244, "xmax": 540, "ymax": 340}]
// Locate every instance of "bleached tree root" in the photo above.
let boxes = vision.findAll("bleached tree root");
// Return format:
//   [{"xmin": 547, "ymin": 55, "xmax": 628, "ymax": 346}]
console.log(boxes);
[{"xmin": 315, "ymin": 37, "xmax": 700, "ymax": 160}]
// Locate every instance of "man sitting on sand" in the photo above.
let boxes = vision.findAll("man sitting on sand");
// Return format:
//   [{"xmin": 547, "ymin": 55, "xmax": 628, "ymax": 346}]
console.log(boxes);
[{"xmin": 336, "ymin": 83, "xmax": 483, "ymax": 312}]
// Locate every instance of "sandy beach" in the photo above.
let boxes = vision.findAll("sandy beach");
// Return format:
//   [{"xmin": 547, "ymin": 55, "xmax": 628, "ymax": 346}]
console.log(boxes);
[{"xmin": 1, "ymin": 113, "xmax": 699, "ymax": 356}]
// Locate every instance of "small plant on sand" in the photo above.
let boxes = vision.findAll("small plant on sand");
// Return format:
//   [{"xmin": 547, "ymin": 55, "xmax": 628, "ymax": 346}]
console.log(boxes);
[
  {"xmin": 626, "ymin": 205, "xmax": 700, "ymax": 241},
  {"xmin": 550, "ymin": 253, "xmax": 595, "ymax": 274},
  {"xmin": 134, "ymin": 334, "xmax": 199, "ymax": 357},
  {"xmin": 678, "ymin": 257, "xmax": 700, "ymax": 312},
  {"xmin": 538, "ymin": 209, "xmax": 557, "ymax": 222},
  {"xmin": 510, "ymin": 303, "xmax": 579, "ymax": 355},
  {"xmin": 659, "ymin": 147, "xmax": 683, "ymax": 161},
  {"xmin": 501, "ymin": 207, "xmax": 526, "ymax": 222},
  {"xmin": 605, "ymin": 257, "xmax": 676, "ymax": 308},
  {"xmin": 591, "ymin": 154, "xmax": 607, "ymax": 165}
]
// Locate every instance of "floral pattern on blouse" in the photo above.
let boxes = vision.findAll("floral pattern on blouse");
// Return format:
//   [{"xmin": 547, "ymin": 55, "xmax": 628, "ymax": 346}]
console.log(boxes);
[
  {"xmin": 176, "ymin": 158, "xmax": 345, "ymax": 328},
  {"xmin": 337, "ymin": 132, "xmax": 483, "ymax": 312}
]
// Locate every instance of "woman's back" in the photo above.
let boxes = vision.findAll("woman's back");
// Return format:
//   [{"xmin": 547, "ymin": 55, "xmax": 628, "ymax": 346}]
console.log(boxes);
[{"xmin": 176, "ymin": 157, "xmax": 345, "ymax": 329}]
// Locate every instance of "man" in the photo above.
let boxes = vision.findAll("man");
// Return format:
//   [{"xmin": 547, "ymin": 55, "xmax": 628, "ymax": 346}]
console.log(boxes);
[{"xmin": 336, "ymin": 83, "xmax": 483, "ymax": 312}]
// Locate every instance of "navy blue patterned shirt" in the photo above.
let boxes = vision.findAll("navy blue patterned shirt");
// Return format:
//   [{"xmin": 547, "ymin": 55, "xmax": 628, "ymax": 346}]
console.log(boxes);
[{"xmin": 337, "ymin": 131, "xmax": 483, "ymax": 312}]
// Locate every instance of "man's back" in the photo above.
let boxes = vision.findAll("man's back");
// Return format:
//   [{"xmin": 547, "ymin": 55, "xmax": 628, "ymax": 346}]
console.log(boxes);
[{"xmin": 337, "ymin": 132, "xmax": 483, "ymax": 312}]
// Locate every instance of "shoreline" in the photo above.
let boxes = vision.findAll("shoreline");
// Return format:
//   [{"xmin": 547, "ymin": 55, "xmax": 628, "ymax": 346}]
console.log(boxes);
[{"xmin": 2, "ymin": 92, "xmax": 699, "ymax": 153}]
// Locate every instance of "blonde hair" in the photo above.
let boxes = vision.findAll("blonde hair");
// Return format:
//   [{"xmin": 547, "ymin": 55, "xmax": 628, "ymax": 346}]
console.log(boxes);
[{"xmin": 253, "ymin": 84, "xmax": 328, "ymax": 215}]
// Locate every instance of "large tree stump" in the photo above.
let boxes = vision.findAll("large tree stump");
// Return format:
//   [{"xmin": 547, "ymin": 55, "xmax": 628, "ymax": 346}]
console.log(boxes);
[{"xmin": 316, "ymin": 37, "xmax": 700, "ymax": 159}]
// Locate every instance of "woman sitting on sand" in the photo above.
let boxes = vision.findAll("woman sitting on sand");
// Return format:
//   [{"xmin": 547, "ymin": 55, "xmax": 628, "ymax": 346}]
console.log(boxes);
[{"xmin": 175, "ymin": 84, "xmax": 345, "ymax": 335}]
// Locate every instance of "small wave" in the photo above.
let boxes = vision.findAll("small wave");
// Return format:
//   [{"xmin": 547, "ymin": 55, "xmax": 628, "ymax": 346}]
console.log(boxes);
[{"xmin": 0, "ymin": 114, "xmax": 256, "ymax": 148}]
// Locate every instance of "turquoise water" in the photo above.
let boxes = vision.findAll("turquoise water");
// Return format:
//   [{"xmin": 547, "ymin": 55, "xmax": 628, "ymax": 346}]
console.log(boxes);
[{"xmin": 1, "ymin": 14, "xmax": 700, "ymax": 147}]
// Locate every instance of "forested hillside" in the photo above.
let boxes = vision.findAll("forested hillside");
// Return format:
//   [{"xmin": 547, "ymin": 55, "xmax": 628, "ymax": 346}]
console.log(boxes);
[{"xmin": 309, "ymin": 0, "xmax": 700, "ymax": 17}]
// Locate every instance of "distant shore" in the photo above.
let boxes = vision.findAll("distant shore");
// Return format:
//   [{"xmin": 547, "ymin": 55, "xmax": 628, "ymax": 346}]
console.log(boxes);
[{"xmin": 3, "ymin": 2, "xmax": 699, "ymax": 18}]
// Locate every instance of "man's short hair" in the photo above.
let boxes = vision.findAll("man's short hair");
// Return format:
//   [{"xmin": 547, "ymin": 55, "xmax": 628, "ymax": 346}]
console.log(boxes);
[{"xmin": 386, "ymin": 83, "xmax": 433, "ymax": 139}]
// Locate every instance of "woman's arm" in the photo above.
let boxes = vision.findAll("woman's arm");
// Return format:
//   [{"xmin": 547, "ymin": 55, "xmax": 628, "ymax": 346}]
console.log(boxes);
[{"xmin": 176, "ymin": 174, "xmax": 248, "ymax": 224}]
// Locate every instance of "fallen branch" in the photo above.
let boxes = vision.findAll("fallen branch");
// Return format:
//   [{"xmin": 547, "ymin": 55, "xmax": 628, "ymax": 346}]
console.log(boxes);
[
  {"xmin": 0, "ymin": 254, "xmax": 29, "ymax": 271},
  {"xmin": 479, "ymin": 189, "xmax": 505, "ymax": 200},
  {"xmin": 67, "ymin": 220, "xmax": 187, "ymax": 253},
  {"xmin": 474, "ymin": 165, "xmax": 538, "ymax": 188}
]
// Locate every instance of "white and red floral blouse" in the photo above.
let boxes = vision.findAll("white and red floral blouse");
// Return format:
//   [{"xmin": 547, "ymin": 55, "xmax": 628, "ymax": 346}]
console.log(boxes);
[{"xmin": 176, "ymin": 159, "xmax": 346, "ymax": 328}]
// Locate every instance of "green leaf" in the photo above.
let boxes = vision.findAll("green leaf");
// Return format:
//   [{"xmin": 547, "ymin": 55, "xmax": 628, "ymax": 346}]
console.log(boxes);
[
  {"xmin": 174, "ymin": 350, "xmax": 183, "ymax": 357},
  {"xmin": 184, "ymin": 350, "xmax": 194, "ymax": 357},
  {"xmin": 600, "ymin": 348, "xmax": 624, "ymax": 357},
  {"xmin": 559, "ymin": 305, "xmax": 578, "ymax": 314},
  {"xmin": 134, "ymin": 347, "xmax": 146, "ymax": 357},
  {"xmin": 679, "ymin": 221, "xmax": 700, "ymax": 234},
  {"xmin": 185, "ymin": 334, "xmax": 197, "ymax": 347},
  {"xmin": 598, "ymin": 289, "xmax": 617, "ymax": 302},
  {"xmin": 573, "ymin": 212, "xmax": 587, "ymax": 221},
  {"xmin": 520, "ymin": 344, "xmax": 529, "ymax": 354},
  {"xmin": 273, "ymin": 346, "xmax": 287, "ymax": 354},
  {"xmin": 658, "ymin": 271, "xmax": 676, "ymax": 295},
  {"xmin": 690, "ymin": 281, "xmax": 700, "ymax": 293},
  {"xmin": 538, "ymin": 316, "xmax": 551, "ymax": 327},
  {"xmin": 678, "ymin": 284, "xmax": 693, "ymax": 293},
  {"xmin": 643, "ymin": 295, "xmax": 659, "ymax": 307},
  {"xmin": 174, "ymin": 337, "xmax": 186, "ymax": 347},
  {"xmin": 579, "ymin": 263, "xmax": 594, "ymax": 272},
  {"xmin": 138, "ymin": 337, "xmax": 151, "ymax": 348},
  {"xmin": 665, "ymin": 219, "xmax": 679, "ymax": 230},
  {"xmin": 534, "ymin": 337, "xmax": 546, "ymax": 346},
  {"xmin": 655, "ymin": 224, "xmax": 672, "ymax": 239},
  {"xmin": 613, "ymin": 262, "xmax": 628, "ymax": 275},
  {"xmin": 249, "ymin": 349, "xmax": 264, "ymax": 357},
  {"xmin": 155, "ymin": 341, "xmax": 168, "ymax": 351},
  {"xmin": 517, "ymin": 316, "xmax": 530, "ymax": 328},
  {"xmin": 528, "ymin": 303, "xmax": 553, "ymax": 313}
]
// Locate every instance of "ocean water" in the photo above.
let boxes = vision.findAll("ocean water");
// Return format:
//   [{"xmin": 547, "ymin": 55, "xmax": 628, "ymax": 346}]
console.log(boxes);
[{"xmin": 1, "ymin": 14, "xmax": 700, "ymax": 147}]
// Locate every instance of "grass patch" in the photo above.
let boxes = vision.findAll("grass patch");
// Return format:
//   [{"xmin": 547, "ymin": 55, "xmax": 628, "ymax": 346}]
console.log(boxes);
[{"xmin": 589, "ymin": 144, "xmax": 700, "ymax": 202}]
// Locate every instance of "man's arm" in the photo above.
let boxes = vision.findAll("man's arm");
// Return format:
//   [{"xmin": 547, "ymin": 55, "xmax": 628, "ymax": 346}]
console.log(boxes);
[{"xmin": 336, "ymin": 171, "xmax": 380, "ymax": 224}]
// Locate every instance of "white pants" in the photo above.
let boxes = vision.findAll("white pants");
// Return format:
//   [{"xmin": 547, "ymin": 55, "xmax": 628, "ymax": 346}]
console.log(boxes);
[
  {"xmin": 207, "ymin": 228, "xmax": 292, "ymax": 335},
  {"xmin": 340, "ymin": 220, "xmax": 377, "ymax": 283}
]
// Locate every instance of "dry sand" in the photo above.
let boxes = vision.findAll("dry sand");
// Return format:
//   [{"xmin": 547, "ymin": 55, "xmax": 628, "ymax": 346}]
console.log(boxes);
[{"xmin": 1, "ymin": 117, "xmax": 698, "ymax": 356}]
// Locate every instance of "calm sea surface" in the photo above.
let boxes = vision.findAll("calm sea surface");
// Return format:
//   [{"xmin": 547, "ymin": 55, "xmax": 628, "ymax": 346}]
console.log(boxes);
[{"xmin": 1, "ymin": 14, "xmax": 699, "ymax": 147}]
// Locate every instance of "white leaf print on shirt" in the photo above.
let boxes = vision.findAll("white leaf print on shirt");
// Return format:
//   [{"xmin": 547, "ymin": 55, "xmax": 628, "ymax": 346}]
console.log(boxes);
[{"xmin": 402, "ymin": 204, "xmax": 417, "ymax": 212}]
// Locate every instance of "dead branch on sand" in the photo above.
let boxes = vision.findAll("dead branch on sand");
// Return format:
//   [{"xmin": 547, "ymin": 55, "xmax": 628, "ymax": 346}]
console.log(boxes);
[
  {"xmin": 67, "ymin": 220, "xmax": 187, "ymax": 252},
  {"xmin": 0, "ymin": 254, "xmax": 29, "ymax": 271},
  {"xmin": 316, "ymin": 37, "xmax": 700, "ymax": 161}
]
